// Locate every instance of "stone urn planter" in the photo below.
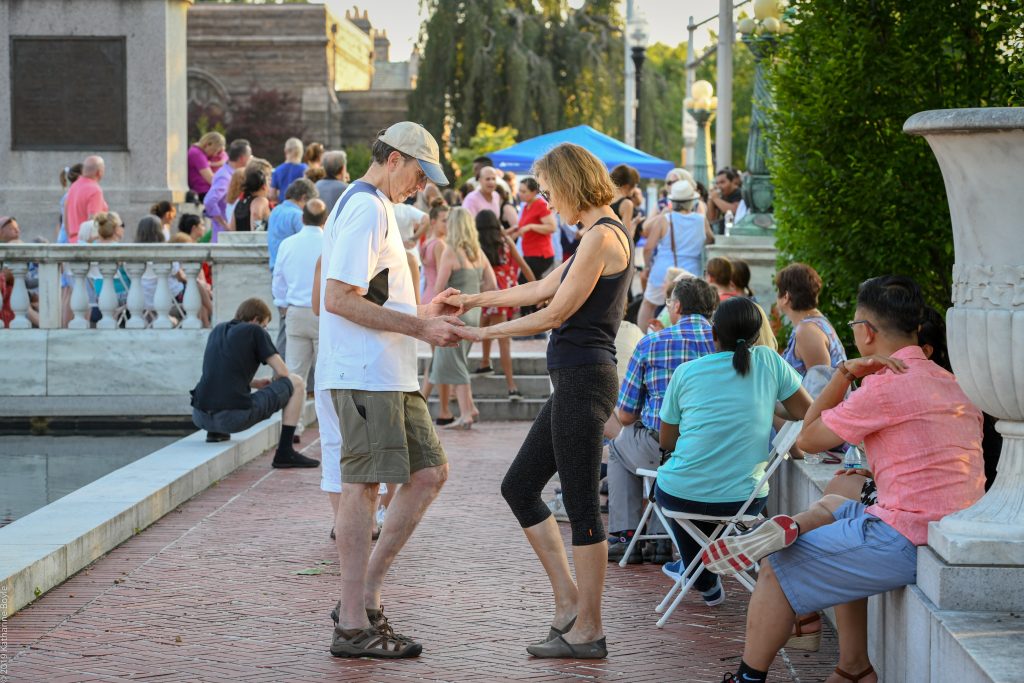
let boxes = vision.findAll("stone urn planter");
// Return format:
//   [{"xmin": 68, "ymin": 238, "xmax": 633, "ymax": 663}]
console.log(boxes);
[{"xmin": 904, "ymin": 108, "xmax": 1024, "ymax": 566}]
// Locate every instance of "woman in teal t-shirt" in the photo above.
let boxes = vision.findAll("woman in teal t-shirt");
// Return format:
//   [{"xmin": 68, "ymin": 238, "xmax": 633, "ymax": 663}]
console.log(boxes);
[{"xmin": 655, "ymin": 296, "xmax": 812, "ymax": 605}]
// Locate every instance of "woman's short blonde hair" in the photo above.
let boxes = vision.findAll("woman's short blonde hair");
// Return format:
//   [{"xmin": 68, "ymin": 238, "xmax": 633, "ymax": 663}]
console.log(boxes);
[
  {"xmin": 532, "ymin": 143, "xmax": 615, "ymax": 222},
  {"xmin": 198, "ymin": 131, "xmax": 225, "ymax": 153},
  {"xmin": 445, "ymin": 207, "xmax": 481, "ymax": 263}
]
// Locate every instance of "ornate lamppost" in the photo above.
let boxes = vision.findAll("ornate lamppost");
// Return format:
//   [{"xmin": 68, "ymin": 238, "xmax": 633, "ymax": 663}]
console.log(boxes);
[
  {"xmin": 684, "ymin": 80, "xmax": 717, "ymax": 189},
  {"xmin": 731, "ymin": 0, "xmax": 792, "ymax": 236}
]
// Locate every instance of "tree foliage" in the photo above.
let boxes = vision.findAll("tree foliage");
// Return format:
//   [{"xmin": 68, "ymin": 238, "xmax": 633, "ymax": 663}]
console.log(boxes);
[
  {"xmin": 642, "ymin": 36, "xmax": 755, "ymax": 169},
  {"xmin": 410, "ymin": 0, "xmax": 623, "ymax": 174},
  {"xmin": 224, "ymin": 88, "xmax": 304, "ymax": 165},
  {"xmin": 452, "ymin": 123, "xmax": 519, "ymax": 179},
  {"xmin": 766, "ymin": 0, "xmax": 1024, "ymax": 347}
]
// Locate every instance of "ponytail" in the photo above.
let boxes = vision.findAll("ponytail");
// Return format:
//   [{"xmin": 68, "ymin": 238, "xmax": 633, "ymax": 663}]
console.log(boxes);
[
  {"xmin": 711, "ymin": 297, "xmax": 762, "ymax": 377},
  {"xmin": 732, "ymin": 338, "xmax": 751, "ymax": 376}
]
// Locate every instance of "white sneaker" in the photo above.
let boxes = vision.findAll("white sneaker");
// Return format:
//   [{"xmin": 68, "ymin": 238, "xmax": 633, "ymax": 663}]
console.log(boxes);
[
  {"xmin": 375, "ymin": 505, "xmax": 387, "ymax": 527},
  {"xmin": 702, "ymin": 515, "xmax": 799, "ymax": 576},
  {"xmin": 546, "ymin": 494, "xmax": 570, "ymax": 523}
]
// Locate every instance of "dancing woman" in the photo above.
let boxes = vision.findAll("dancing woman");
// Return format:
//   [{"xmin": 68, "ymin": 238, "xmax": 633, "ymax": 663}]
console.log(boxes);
[{"xmin": 445, "ymin": 143, "xmax": 633, "ymax": 659}]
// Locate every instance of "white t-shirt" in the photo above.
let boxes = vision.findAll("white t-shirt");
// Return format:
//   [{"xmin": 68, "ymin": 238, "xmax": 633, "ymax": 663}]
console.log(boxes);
[{"xmin": 317, "ymin": 182, "xmax": 419, "ymax": 392}]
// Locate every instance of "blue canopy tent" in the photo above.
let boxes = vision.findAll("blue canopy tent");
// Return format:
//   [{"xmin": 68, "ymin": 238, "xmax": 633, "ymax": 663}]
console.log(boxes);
[{"xmin": 489, "ymin": 125, "xmax": 675, "ymax": 179}]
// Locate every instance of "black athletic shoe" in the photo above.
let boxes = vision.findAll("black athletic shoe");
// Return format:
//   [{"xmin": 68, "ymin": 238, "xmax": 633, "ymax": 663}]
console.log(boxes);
[
  {"xmin": 471, "ymin": 366, "xmax": 495, "ymax": 377},
  {"xmin": 206, "ymin": 432, "xmax": 230, "ymax": 443},
  {"xmin": 435, "ymin": 417, "xmax": 455, "ymax": 426},
  {"xmin": 508, "ymin": 389, "xmax": 523, "ymax": 402},
  {"xmin": 272, "ymin": 451, "xmax": 320, "ymax": 468},
  {"xmin": 607, "ymin": 532, "xmax": 643, "ymax": 564}
]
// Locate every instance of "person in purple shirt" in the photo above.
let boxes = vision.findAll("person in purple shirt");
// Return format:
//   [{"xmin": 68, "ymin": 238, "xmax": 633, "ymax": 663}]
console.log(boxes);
[
  {"xmin": 270, "ymin": 138, "xmax": 308, "ymax": 202},
  {"xmin": 204, "ymin": 139, "xmax": 252, "ymax": 242},
  {"xmin": 187, "ymin": 132, "xmax": 226, "ymax": 199}
]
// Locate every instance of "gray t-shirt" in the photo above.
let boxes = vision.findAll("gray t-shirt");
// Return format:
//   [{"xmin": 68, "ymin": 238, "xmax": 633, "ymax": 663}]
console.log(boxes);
[{"xmin": 316, "ymin": 179, "xmax": 349, "ymax": 213}]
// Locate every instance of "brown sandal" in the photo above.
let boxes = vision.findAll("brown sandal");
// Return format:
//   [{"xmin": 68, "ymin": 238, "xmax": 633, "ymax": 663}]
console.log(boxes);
[
  {"xmin": 785, "ymin": 613, "xmax": 821, "ymax": 652},
  {"xmin": 833, "ymin": 664, "xmax": 875, "ymax": 682},
  {"xmin": 330, "ymin": 625, "xmax": 422, "ymax": 659}
]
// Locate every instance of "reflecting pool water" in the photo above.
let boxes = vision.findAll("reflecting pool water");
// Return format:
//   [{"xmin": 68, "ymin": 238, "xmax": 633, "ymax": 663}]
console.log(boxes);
[{"xmin": 0, "ymin": 435, "xmax": 182, "ymax": 528}]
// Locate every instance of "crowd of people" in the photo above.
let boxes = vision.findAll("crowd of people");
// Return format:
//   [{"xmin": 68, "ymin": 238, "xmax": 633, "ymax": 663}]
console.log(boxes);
[{"xmin": 2, "ymin": 123, "xmax": 996, "ymax": 682}]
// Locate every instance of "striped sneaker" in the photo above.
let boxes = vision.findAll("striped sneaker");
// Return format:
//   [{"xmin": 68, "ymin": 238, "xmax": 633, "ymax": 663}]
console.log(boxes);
[{"xmin": 701, "ymin": 515, "xmax": 799, "ymax": 576}]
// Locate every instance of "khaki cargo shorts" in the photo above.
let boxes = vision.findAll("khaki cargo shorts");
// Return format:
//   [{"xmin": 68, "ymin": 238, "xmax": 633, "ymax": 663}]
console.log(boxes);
[{"xmin": 331, "ymin": 389, "xmax": 447, "ymax": 484}]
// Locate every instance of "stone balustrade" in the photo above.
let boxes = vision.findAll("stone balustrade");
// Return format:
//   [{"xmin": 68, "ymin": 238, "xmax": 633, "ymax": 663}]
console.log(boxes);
[
  {"xmin": 0, "ymin": 242, "xmax": 276, "ymax": 331},
  {"xmin": 0, "ymin": 241, "xmax": 275, "ymax": 419}
]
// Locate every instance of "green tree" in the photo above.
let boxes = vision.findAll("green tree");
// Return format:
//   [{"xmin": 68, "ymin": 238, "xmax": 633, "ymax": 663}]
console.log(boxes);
[
  {"xmin": 411, "ymin": 0, "xmax": 622, "ymax": 171},
  {"xmin": 766, "ymin": 0, "xmax": 1024, "ymax": 347},
  {"xmin": 451, "ymin": 123, "xmax": 519, "ymax": 181}
]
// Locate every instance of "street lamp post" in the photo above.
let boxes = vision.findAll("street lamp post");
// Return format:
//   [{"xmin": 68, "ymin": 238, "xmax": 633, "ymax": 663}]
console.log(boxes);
[
  {"xmin": 630, "ymin": 20, "xmax": 648, "ymax": 150},
  {"xmin": 732, "ymin": 0, "xmax": 791, "ymax": 236},
  {"xmin": 684, "ymin": 79, "xmax": 718, "ymax": 188}
]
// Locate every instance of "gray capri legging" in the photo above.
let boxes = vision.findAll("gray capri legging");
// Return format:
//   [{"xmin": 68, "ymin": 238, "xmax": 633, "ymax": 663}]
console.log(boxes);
[{"xmin": 500, "ymin": 363, "xmax": 619, "ymax": 546}]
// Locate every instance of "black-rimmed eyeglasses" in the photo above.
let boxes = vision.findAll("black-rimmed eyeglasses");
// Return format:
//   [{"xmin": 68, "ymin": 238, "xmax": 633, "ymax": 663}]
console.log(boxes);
[{"xmin": 848, "ymin": 319, "xmax": 878, "ymax": 333}]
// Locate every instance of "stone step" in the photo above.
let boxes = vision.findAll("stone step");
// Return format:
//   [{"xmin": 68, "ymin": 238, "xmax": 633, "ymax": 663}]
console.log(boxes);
[
  {"xmin": 420, "ymin": 375, "xmax": 551, "ymax": 399},
  {"xmin": 417, "ymin": 353, "xmax": 550, "ymax": 376},
  {"xmin": 426, "ymin": 397, "xmax": 546, "ymax": 422}
]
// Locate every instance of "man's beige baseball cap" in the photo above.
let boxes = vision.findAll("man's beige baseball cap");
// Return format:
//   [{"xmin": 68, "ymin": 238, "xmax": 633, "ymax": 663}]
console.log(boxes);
[{"xmin": 378, "ymin": 122, "xmax": 449, "ymax": 186}]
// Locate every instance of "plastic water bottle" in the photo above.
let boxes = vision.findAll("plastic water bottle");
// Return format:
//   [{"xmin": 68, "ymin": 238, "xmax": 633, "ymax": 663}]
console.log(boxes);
[
  {"xmin": 724, "ymin": 210, "xmax": 734, "ymax": 236},
  {"xmin": 843, "ymin": 445, "xmax": 867, "ymax": 470}
]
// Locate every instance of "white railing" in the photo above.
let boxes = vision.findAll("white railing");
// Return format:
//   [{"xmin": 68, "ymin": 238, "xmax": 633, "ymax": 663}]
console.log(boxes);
[{"xmin": 0, "ymin": 243, "xmax": 275, "ymax": 331}]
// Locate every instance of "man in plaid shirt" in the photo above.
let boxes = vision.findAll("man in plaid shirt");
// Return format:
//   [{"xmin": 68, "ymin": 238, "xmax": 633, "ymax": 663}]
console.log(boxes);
[{"xmin": 607, "ymin": 277, "xmax": 718, "ymax": 564}]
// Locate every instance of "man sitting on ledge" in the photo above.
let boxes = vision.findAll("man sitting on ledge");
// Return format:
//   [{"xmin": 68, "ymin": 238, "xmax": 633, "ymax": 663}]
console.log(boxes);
[
  {"xmin": 190, "ymin": 297, "xmax": 318, "ymax": 468},
  {"xmin": 707, "ymin": 275, "xmax": 984, "ymax": 683}
]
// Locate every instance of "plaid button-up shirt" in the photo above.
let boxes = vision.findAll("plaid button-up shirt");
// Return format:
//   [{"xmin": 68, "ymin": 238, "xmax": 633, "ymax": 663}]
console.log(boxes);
[{"xmin": 617, "ymin": 314, "xmax": 716, "ymax": 431}]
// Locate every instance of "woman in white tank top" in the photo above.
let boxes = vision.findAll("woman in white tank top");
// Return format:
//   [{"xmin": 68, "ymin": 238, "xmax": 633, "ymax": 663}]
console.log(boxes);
[{"xmin": 638, "ymin": 180, "xmax": 715, "ymax": 330}]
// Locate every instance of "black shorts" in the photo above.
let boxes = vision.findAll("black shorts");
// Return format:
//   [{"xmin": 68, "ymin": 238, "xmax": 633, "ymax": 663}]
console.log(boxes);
[{"xmin": 192, "ymin": 377, "xmax": 294, "ymax": 434}]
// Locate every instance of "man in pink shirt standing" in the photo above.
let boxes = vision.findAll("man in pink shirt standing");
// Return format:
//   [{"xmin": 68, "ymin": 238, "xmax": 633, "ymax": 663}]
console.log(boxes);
[
  {"xmin": 64, "ymin": 156, "xmax": 108, "ymax": 243},
  {"xmin": 704, "ymin": 275, "xmax": 984, "ymax": 683},
  {"xmin": 460, "ymin": 166, "xmax": 501, "ymax": 218}
]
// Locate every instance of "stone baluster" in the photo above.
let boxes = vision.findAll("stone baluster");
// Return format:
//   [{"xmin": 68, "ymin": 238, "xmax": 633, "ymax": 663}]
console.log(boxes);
[
  {"xmin": 150, "ymin": 262, "xmax": 174, "ymax": 329},
  {"xmin": 123, "ymin": 262, "xmax": 146, "ymax": 329},
  {"xmin": 67, "ymin": 263, "xmax": 91, "ymax": 330},
  {"xmin": 179, "ymin": 263, "xmax": 202, "ymax": 329},
  {"xmin": 6, "ymin": 262, "xmax": 32, "ymax": 329},
  {"xmin": 95, "ymin": 262, "xmax": 120, "ymax": 329}
]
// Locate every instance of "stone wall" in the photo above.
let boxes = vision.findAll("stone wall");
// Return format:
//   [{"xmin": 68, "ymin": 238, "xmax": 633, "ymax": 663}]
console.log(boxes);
[
  {"xmin": 0, "ymin": 0, "xmax": 191, "ymax": 242},
  {"xmin": 337, "ymin": 90, "xmax": 411, "ymax": 148},
  {"xmin": 186, "ymin": 4, "xmax": 351, "ymax": 151}
]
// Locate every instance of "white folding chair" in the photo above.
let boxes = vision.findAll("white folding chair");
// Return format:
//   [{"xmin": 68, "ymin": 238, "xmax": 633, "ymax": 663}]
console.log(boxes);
[
  {"xmin": 652, "ymin": 419, "xmax": 804, "ymax": 627},
  {"xmin": 617, "ymin": 467, "xmax": 672, "ymax": 568}
]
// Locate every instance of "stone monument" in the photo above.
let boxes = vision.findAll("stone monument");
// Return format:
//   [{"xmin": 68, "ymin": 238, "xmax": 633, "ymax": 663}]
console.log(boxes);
[{"xmin": 0, "ymin": 0, "xmax": 192, "ymax": 241}]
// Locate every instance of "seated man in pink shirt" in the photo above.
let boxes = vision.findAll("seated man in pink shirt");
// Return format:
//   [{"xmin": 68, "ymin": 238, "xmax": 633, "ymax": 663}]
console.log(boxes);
[{"xmin": 706, "ymin": 275, "xmax": 985, "ymax": 683}]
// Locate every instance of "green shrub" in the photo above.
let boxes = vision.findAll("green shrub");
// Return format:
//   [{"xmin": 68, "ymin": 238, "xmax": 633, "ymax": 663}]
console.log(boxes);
[{"xmin": 767, "ymin": 0, "xmax": 1023, "ymax": 347}]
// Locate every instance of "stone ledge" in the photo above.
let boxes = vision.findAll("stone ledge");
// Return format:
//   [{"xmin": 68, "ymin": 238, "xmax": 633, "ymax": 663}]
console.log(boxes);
[
  {"xmin": 773, "ymin": 451, "xmax": 1023, "ymax": 683},
  {"xmin": 0, "ymin": 401, "xmax": 314, "ymax": 616}
]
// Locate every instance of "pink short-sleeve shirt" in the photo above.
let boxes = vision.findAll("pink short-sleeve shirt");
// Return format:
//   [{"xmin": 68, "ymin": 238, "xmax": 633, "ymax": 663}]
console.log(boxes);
[{"xmin": 821, "ymin": 345, "xmax": 985, "ymax": 545}]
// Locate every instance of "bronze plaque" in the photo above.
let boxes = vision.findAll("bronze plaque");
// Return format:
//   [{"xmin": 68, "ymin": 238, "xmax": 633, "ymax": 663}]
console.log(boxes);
[{"xmin": 11, "ymin": 37, "xmax": 128, "ymax": 150}]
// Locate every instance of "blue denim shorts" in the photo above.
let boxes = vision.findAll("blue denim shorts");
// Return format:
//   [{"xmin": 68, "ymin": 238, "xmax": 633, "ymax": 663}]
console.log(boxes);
[{"xmin": 770, "ymin": 500, "xmax": 918, "ymax": 615}]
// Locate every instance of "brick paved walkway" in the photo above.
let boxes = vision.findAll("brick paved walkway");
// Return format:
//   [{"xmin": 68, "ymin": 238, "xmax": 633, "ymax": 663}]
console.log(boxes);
[{"xmin": 8, "ymin": 423, "xmax": 838, "ymax": 682}]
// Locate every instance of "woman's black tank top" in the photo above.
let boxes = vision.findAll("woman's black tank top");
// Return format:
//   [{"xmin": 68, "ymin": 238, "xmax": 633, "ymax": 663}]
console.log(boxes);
[
  {"xmin": 234, "ymin": 196, "xmax": 254, "ymax": 232},
  {"xmin": 547, "ymin": 217, "xmax": 633, "ymax": 370}
]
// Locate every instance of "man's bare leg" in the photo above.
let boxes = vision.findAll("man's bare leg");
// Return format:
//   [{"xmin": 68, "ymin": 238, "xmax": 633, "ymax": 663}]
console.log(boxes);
[
  {"xmin": 364, "ymin": 464, "xmax": 448, "ymax": 609},
  {"xmin": 335, "ymin": 482, "xmax": 378, "ymax": 629}
]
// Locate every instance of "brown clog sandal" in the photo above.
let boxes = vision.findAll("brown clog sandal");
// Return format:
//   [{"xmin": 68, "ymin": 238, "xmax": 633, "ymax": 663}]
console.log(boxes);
[
  {"xmin": 834, "ymin": 664, "xmax": 875, "ymax": 682},
  {"xmin": 785, "ymin": 612, "xmax": 821, "ymax": 652}
]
